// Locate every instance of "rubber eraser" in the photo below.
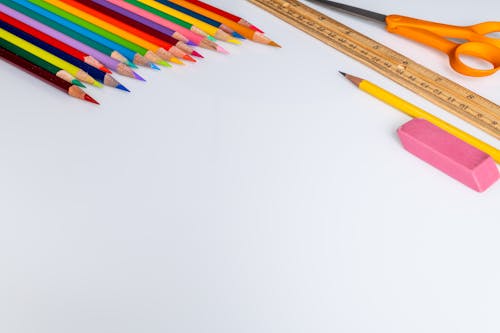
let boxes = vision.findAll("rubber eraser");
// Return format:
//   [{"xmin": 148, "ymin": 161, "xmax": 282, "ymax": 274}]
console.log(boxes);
[{"xmin": 397, "ymin": 118, "xmax": 499, "ymax": 192}]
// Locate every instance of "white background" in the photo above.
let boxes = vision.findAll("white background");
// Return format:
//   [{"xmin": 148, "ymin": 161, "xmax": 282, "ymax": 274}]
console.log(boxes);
[{"xmin": 0, "ymin": 0, "xmax": 499, "ymax": 332}]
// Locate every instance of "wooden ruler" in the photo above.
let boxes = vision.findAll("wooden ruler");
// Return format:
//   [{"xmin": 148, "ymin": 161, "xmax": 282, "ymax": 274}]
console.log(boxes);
[{"xmin": 249, "ymin": 0, "xmax": 500, "ymax": 140}]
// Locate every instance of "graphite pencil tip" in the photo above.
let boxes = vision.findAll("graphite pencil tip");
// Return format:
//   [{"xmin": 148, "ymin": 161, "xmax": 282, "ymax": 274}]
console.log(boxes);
[
  {"xmin": 192, "ymin": 50, "xmax": 204, "ymax": 58},
  {"xmin": 116, "ymin": 84, "xmax": 130, "ymax": 92},
  {"xmin": 339, "ymin": 71, "xmax": 346, "ymax": 77},
  {"xmin": 84, "ymin": 94, "xmax": 99, "ymax": 105},
  {"xmin": 72, "ymin": 79, "xmax": 86, "ymax": 88}
]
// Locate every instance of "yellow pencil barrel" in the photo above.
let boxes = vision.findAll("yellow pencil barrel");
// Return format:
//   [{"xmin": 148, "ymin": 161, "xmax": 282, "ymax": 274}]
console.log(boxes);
[{"xmin": 359, "ymin": 79, "xmax": 500, "ymax": 163}]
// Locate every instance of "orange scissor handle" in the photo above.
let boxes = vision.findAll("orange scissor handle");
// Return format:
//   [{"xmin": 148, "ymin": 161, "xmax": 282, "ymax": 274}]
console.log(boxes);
[{"xmin": 385, "ymin": 15, "xmax": 500, "ymax": 77}]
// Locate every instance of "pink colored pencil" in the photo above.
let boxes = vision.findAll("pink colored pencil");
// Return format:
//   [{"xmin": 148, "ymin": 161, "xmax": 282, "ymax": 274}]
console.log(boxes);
[{"xmin": 106, "ymin": 0, "xmax": 227, "ymax": 53}]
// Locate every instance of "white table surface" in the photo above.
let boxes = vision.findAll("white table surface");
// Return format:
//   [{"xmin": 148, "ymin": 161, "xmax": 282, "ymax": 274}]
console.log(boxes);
[{"xmin": 0, "ymin": 0, "xmax": 499, "ymax": 332}]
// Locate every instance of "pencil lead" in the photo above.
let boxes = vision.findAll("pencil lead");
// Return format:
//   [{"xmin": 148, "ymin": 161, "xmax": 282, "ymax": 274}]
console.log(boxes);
[
  {"xmin": 187, "ymin": 41, "xmax": 197, "ymax": 46},
  {"xmin": 150, "ymin": 63, "xmax": 161, "ymax": 70},
  {"xmin": 169, "ymin": 57, "xmax": 183, "ymax": 65},
  {"xmin": 93, "ymin": 81, "xmax": 103, "ymax": 88},
  {"xmin": 133, "ymin": 71, "xmax": 146, "ymax": 81},
  {"xmin": 116, "ymin": 84, "xmax": 130, "ymax": 92},
  {"xmin": 192, "ymin": 50, "xmax": 204, "ymax": 58},
  {"xmin": 216, "ymin": 45, "xmax": 230, "ymax": 54},
  {"xmin": 183, "ymin": 55, "xmax": 196, "ymax": 62},
  {"xmin": 72, "ymin": 79, "xmax": 86, "ymax": 88},
  {"xmin": 100, "ymin": 66, "xmax": 112, "ymax": 74},
  {"xmin": 269, "ymin": 41, "xmax": 281, "ymax": 48},
  {"xmin": 232, "ymin": 32, "xmax": 245, "ymax": 39},
  {"xmin": 228, "ymin": 38, "xmax": 242, "ymax": 45},
  {"xmin": 207, "ymin": 36, "xmax": 217, "ymax": 41},
  {"xmin": 127, "ymin": 61, "xmax": 138, "ymax": 69},
  {"xmin": 84, "ymin": 94, "xmax": 99, "ymax": 105},
  {"xmin": 339, "ymin": 71, "xmax": 346, "ymax": 77},
  {"xmin": 250, "ymin": 25, "xmax": 265, "ymax": 33},
  {"xmin": 158, "ymin": 60, "xmax": 173, "ymax": 67}
]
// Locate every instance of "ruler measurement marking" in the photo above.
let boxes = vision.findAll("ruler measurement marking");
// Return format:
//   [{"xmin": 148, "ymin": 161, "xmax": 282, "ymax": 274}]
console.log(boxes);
[{"xmin": 250, "ymin": 0, "xmax": 500, "ymax": 139}]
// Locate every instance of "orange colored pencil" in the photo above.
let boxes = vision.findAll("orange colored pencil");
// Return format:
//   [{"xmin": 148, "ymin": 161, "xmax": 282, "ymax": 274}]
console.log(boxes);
[{"xmin": 167, "ymin": 0, "xmax": 280, "ymax": 46}]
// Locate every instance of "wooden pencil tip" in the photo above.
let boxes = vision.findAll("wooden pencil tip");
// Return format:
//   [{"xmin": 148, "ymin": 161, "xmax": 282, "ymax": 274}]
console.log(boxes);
[
  {"xmin": 269, "ymin": 41, "xmax": 281, "ymax": 48},
  {"xmin": 183, "ymin": 55, "xmax": 196, "ymax": 62},
  {"xmin": 339, "ymin": 71, "xmax": 346, "ymax": 77},
  {"xmin": 101, "ymin": 66, "xmax": 112, "ymax": 74},
  {"xmin": 84, "ymin": 94, "xmax": 100, "ymax": 105}
]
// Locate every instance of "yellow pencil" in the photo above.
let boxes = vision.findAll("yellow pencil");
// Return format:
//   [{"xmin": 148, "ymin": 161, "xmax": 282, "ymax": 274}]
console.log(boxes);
[
  {"xmin": 138, "ymin": 0, "xmax": 239, "ymax": 44},
  {"xmin": 0, "ymin": 28, "xmax": 98, "ymax": 86},
  {"xmin": 42, "ymin": 0, "xmax": 183, "ymax": 65},
  {"xmin": 340, "ymin": 72, "xmax": 500, "ymax": 163}
]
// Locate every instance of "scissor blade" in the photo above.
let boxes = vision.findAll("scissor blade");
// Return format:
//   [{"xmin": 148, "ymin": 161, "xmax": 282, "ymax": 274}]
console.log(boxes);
[{"xmin": 307, "ymin": 0, "xmax": 387, "ymax": 23}]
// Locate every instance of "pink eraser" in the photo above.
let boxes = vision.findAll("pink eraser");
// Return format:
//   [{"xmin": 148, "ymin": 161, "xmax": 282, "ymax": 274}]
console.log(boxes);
[{"xmin": 397, "ymin": 118, "xmax": 499, "ymax": 192}]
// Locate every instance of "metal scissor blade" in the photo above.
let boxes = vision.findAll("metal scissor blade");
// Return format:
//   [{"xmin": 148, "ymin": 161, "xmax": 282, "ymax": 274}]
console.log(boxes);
[{"xmin": 306, "ymin": 0, "xmax": 387, "ymax": 24}]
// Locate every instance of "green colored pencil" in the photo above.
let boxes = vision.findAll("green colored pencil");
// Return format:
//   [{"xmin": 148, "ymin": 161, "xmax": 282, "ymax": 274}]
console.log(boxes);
[
  {"xmin": 0, "ymin": 38, "xmax": 85, "ymax": 87},
  {"xmin": 28, "ymin": 0, "xmax": 167, "ymax": 66}
]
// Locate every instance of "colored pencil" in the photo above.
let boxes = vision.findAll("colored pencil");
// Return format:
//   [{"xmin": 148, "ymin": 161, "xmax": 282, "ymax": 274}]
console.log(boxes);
[
  {"xmin": 1, "ymin": 0, "xmax": 134, "ymax": 66},
  {"xmin": 115, "ymin": 0, "xmax": 226, "ymax": 53},
  {"xmin": 0, "ymin": 11, "xmax": 108, "ymax": 73},
  {"xmin": 0, "ymin": 27, "xmax": 97, "ymax": 85},
  {"xmin": 77, "ymin": 0, "xmax": 202, "ymax": 59},
  {"xmin": 156, "ymin": 0, "xmax": 240, "ymax": 38},
  {"xmin": 56, "ymin": 0, "xmax": 195, "ymax": 62},
  {"xmin": 165, "ymin": 0, "xmax": 280, "ymax": 46},
  {"xmin": 181, "ymin": 0, "xmax": 265, "ymax": 33},
  {"xmin": 122, "ymin": 0, "xmax": 210, "ymax": 39},
  {"xmin": 340, "ymin": 72, "xmax": 500, "ymax": 163},
  {"xmin": 23, "ymin": 0, "xmax": 167, "ymax": 66},
  {"xmin": 0, "ymin": 20, "xmax": 132, "ymax": 91},
  {"xmin": 0, "ymin": 3, "xmax": 144, "ymax": 80},
  {"xmin": 0, "ymin": 41, "xmax": 84, "ymax": 87},
  {"xmin": 138, "ymin": 0, "xmax": 238, "ymax": 43},
  {"xmin": 0, "ymin": 46, "xmax": 98, "ymax": 104}
]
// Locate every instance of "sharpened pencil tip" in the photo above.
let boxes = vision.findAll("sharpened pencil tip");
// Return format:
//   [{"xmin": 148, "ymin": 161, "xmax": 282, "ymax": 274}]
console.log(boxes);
[
  {"xmin": 150, "ymin": 63, "xmax": 161, "ymax": 70},
  {"xmin": 170, "ymin": 57, "xmax": 183, "ymax": 65},
  {"xmin": 232, "ymin": 32, "xmax": 245, "ymax": 39},
  {"xmin": 72, "ymin": 79, "xmax": 86, "ymax": 88},
  {"xmin": 217, "ymin": 46, "xmax": 229, "ymax": 54},
  {"xmin": 93, "ymin": 81, "xmax": 103, "ymax": 88},
  {"xmin": 207, "ymin": 36, "xmax": 216, "ymax": 41},
  {"xmin": 133, "ymin": 71, "xmax": 146, "ymax": 81},
  {"xmin": 159, "ymin": 60, "xmax": 173, "ymax": 67},
  {"xmin": 187, "ymin": 41, "xmax": 197, "ymax": 46},
  {"xmin": 100, "ymin": 66, "xmax": 112, "ymax": 74},
  {"xmin": 228, "ymin": 38, "xmax": 242, "ymax": 45},
  {"xmin": 250, "ymin": 25, "xmax": 265, "ymax": 33},
  {"xmin": 116, "ymin": 84, "xmax": 130, "ymax": 92},
  {"xmin": 183, "ymin": 55, "xmax": 196, "ymax": 62},
  {"xmin": 192, "ymin": 50, "xmax": 204, "ymax": 58},
  {"xmin": 269, "ymin": 41, "xmax": 281, "ymax": 48},
  {"xmin": 127, "ymin": 61, "xmax": 138, "ymax": 68},
  {"xmin": 84, "ymin": 94, "xmax": 99, "ymax": 105},
  {"xmin": 339, "ymin": 71, "xmax": 346, "ymax": 77}
]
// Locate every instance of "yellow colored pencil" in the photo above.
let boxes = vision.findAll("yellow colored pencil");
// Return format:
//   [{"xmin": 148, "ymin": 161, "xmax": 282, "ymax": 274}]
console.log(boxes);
[
  {"xmin": 42, "ymin": 0, "xmax": 182, "ymax": 65},
  {"xmin": 138, "ymin": 0, "xmax": 239, "ymax": 43},
  {"xmin": 341, "ymin": 72, "xmax": 500, "ymax": 163},
  {"xmin": 0, "ymin": 28, "xmax": 98, "ymax": 86}
]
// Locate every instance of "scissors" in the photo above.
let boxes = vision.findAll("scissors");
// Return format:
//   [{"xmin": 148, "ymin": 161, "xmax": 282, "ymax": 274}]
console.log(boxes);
[{"xmin": 307, "ymin": 0, "xmax": 500, "ymax": 77}]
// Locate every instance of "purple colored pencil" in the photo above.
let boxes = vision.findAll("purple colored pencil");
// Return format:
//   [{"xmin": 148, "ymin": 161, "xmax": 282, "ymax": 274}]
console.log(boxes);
[
  {"xmin": 92, "ymin": 0, "xmax": 192, "ymax": 44},
  {"xmin": 0, "ymin": 3, "xmax": 144, "ymax": 80}
]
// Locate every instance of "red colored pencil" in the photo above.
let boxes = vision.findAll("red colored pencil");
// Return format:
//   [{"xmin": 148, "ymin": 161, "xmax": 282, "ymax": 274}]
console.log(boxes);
[
  {"xmin": 60, "ymin": 0, "xmax": 197, "ymax": 62},
  {"xmin": 0, "ymin": 11, "xmax": 110, "ymax": 73},
  {"xmin": 181, "ymin": 0, "xmax": 265, "ymax": 33},
  {"xmin": 0, "ymin": 46, "xmax": 98, "ymax": 104}
]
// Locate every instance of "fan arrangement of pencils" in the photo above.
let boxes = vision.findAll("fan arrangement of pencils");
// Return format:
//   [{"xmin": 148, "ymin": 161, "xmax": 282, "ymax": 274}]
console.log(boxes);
[{"xmin": 0, "ymin": 0, "xmax": 279, "ymax": 104}]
